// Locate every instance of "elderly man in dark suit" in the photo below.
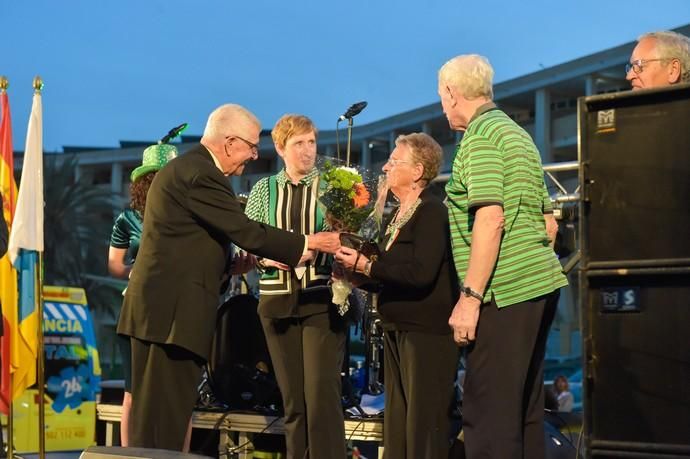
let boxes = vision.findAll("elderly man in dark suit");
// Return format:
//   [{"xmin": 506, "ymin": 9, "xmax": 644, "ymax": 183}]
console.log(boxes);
[{"xmin": 117, "ymin": 104, "xmax": 340, "ymax": 450}]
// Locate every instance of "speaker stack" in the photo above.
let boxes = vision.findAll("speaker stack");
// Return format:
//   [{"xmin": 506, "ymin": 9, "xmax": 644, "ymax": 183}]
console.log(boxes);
[{"xmin": 579, "ymin": 83, "xmax": 690, "ymax": 458}]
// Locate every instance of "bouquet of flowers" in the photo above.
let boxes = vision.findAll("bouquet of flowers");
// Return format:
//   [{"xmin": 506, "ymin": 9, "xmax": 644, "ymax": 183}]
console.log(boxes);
[{"xmin": 318, "ymin": 159, "xmax": 387, "ymax": 315}]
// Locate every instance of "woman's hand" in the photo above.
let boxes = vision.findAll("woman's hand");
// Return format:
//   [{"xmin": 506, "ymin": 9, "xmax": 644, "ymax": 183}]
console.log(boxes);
[{"xmin": 335, "ymin": 246, "xmax": 369, "ymax": 272}]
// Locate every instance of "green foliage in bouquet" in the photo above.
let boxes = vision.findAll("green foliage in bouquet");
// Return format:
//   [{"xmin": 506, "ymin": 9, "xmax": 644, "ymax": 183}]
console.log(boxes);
[{"xmin": 320, "ymin": 161, "xmax": 372, "ymax": 232}]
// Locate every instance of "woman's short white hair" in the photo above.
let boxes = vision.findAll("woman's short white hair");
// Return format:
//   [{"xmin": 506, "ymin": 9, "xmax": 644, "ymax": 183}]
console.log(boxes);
[
  {"xmin": 203, "ymin": 104, "xmax": 261, "ymax": 140},
  {"xmin": 438, "ymin": 54, "xmax": 494, "ymax": 99},
  {"xmin": 640, "ymin": 31, "xmax": 690, "ymax": 83}
]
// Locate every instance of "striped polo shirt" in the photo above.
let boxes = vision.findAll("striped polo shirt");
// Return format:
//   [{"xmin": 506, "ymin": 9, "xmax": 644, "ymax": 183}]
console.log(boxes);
[{"xmin": 445, "ymin": 105, "xmax": 568, "ymax": 307}]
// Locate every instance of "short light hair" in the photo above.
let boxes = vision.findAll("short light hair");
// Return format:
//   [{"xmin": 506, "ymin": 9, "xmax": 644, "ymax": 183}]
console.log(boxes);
[
  {"xmin": 639, "ymin": 31, "xmax": 690, "ymax": 83},
  {"xmin": 203, "ymin": 104, "xmax": 261, "ymax": 141},
  {"xmin": 438, "ymin": 54, "xmax": 494, "ymax": 99},
  {"xmin": 396, "ymin": 133, "xmax": 443, "ymax": 185},
  {"xmin": 271, "ymin": 114, "xmax": 318, "ymax": 150}
]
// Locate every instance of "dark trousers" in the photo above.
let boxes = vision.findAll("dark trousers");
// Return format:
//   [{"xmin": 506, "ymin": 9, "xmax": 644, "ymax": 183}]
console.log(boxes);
[
  {"xmin": 383, "ymin": 330, "xmax": 459, "ymax": 459},
  {"xmin": 129, "ymin": 337, "xmax": 204, "ymax": 450},
  {"xmin": 260, "ymin": 311, "xmax": 347, "ymax": 459},
  {"xmin": 462, "ymin": 291, "xmax": 559, "ymax": 459}
]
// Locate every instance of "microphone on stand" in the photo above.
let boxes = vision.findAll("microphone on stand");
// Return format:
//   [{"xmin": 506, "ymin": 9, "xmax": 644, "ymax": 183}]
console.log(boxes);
[
  {"xmin": 338, "ymin": 101, "xmax": 368, "ymax": 121},
  {"xmin": 335, "ymin": 101, "xmax": 368, "ymax": 164}
]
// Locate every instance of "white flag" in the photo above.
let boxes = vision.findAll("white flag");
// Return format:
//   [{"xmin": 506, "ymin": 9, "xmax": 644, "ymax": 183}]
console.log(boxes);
[{"xmin": 8, "ymin": 92, "xmax": 44, "ymax": 263}]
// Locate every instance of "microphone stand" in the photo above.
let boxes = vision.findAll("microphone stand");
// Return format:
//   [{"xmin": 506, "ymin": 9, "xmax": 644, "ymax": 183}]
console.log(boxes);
[
  {"xmin": 346, "ymin": 117, "xmax": 354, "ymax": 166},
  {"xmin": 336, "ymin": 120, "xmax": 342, "ymax": 162},
  {"xmin": 365, "ymin": 293, "xmax": 384, "ymax": 395},
  {"xmin": 337, "ymin": 101, "xmax": 366, "ymax": 165}
]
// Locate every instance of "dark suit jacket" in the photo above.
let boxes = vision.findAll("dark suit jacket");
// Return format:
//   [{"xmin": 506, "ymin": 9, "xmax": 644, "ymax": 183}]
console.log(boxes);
[{"xmin": 117, "ymin": 145, "xmax": 304, "ymax": 360}]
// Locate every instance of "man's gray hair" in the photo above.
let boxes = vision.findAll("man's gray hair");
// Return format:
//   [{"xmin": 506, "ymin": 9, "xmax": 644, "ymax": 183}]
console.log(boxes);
[
  {"xmin": 438, "ymin": 54, "xmax": 494, "ymax": 99},
  {"xmin": 640, "ymin": 30, "xmax": 690, "ymax": 83},
  {"xmin": 203, "ymin": 104, "xmax": 261, "ymax": 140}
]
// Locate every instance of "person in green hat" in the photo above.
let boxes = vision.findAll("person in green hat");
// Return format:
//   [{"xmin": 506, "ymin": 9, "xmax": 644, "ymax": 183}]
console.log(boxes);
[{"xmin": 108, "ymin": 143, "xmax": 177, "ymax": 448}]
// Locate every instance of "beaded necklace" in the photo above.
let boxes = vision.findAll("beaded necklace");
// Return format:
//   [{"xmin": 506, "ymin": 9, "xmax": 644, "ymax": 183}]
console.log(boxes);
[{"xmin": 384, "ymin": 197, "xmax": 422, "ymax": 250}]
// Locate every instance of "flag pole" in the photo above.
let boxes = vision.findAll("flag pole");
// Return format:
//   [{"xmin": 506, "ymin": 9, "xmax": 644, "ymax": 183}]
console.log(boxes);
[
  {"xmin": 1, "ymin": 74, "xmax": 15, "ymax": 459},
  {"xmin": 33, "ymin": 75, "xmax": 46, "ymax": 459},
  {"xmin": 37, "ymin": 254, "xmax": 45, "ymax": 459}
]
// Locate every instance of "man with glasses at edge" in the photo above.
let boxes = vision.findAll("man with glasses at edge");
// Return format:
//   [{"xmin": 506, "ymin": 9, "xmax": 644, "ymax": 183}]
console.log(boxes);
[
  {"xmin": 626, "ymin": 30, "xmax": 690, "ymax": 90},
  {"xmin": 117, "ymin": 104, "xmax": 341, "ymax": 451}
]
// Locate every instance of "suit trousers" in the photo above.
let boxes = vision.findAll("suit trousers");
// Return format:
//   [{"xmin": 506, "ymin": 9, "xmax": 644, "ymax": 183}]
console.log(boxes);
[
  {"xmin": 383, "ymin": 329, "xmax": 459, "ymax": 459},
  {"xmin": 129, "ymin": 337, "xmax": 205, "ymax": 450},
  {"xmin": 260, "ymin": 310, "xmax": 347, "ymax": 459},
  {"xmin": 462, "ymin": 291, "xmax": 559, "ymax": 459}
]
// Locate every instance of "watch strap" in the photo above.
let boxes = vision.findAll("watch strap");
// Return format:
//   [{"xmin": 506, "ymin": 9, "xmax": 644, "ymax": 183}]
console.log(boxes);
[{"xmin": 461, "ymin": 285, "xmax": 484, "ymax": 302}]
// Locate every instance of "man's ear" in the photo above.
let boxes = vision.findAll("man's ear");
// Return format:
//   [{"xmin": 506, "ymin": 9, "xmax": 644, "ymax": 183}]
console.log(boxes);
[
  {"xmin": 446, "ymin": 85, "xmax": 459, "ymax": 108},
  {"xmin": 668, "ymin": 58, "xmax": 682, "ymax": 84}
]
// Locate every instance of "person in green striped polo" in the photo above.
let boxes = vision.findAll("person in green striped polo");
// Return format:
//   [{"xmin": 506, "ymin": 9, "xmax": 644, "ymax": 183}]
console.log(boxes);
[{"xmin": 438, "ymin": 54, "xmax": 568, "ymax": 458}]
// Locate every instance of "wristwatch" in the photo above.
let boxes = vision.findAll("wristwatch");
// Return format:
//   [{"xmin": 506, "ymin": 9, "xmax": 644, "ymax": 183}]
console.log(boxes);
[{"xmin": 460, "ymin": 285, "xmax": 484, "ymax": 302}]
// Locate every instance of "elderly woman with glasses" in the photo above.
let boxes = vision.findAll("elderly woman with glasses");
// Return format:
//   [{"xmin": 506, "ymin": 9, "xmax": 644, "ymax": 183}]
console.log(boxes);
[{"xmin": 336, "ymin": 133, "xmax": 460, "ymax": 459}]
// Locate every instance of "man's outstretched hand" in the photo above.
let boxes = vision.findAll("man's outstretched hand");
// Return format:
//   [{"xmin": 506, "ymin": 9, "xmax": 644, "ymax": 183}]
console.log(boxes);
[{"xmin": 307, "ymin": 232, "xmax": 341, "ymax": 254}]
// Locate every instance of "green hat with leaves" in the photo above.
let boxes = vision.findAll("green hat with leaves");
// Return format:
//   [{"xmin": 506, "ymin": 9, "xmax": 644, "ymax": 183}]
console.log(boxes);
[{"xmin": 131, "ymin": 144, "xmax": 178, "ymax": 182}]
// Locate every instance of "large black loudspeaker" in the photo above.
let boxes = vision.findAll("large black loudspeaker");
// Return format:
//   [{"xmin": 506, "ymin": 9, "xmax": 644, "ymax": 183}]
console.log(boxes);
[
  {"xmin": 579, "ymin": 84, "xmax": 690, "ymax": 458},
  {"xmin": 581, "ymin": 84, "xmax": 690, "ymax": 263}
]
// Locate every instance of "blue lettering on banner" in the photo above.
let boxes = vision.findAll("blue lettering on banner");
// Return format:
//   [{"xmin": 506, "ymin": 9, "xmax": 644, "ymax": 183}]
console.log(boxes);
[{"xmin": 44, "ymin": 344, "xmax": 82, "ymax": 360}]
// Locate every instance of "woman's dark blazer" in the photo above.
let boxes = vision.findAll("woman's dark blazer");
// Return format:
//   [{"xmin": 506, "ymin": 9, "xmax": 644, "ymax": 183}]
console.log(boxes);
[{"xmin": 370, "ymin": 187, "xmax": 458, "ymax": 334}]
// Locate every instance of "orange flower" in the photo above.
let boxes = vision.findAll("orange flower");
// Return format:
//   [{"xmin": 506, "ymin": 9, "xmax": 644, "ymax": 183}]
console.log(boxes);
[{"xmin": 353, "ymin": 182, "xmax": 370, "ymax": 208}]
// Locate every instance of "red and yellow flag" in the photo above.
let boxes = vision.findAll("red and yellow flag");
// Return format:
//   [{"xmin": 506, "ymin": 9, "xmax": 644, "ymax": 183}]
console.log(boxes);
[{"xmin": 0, "ymin": 89, "xmax": 19, "ymax": 414}]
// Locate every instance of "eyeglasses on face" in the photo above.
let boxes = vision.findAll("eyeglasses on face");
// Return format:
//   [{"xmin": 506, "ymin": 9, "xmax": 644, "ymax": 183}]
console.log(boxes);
[
  {"xmin": 226, "ymin": 135, "xmax": 259, "ymax": 155},
  {"xmin": 625, "ymin": 58, "xmax": 668, "ymax": 75},
  {"xmin": 386, "ymin": 158, "xmax": 411, "ymax": 167}
]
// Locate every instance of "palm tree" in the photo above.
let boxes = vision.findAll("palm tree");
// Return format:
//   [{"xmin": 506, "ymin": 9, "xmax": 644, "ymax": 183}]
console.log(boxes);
[{"xmin": 43, "ymin": 154, "xmax": 122, "ymax": 327}]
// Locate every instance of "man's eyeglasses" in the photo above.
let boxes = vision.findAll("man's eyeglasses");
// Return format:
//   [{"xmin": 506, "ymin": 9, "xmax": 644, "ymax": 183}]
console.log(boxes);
[
  {"xmin": 625, "ymin": 58, "xmax": 668, "ymax": 75},
  {"xmin": 386, "ymin": 158, "xmax": 411, "ymax": 167},
  {"xmin": 226, "ymin": 135, "xmax": 259, "ymax": 155}
]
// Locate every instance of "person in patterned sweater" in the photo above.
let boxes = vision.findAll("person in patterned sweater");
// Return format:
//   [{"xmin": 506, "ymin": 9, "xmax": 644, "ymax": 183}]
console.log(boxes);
[
  {"xmin": 438, "ymin": 54, "xmax": 567, "ymax": 459},
  {"xmin": 244, "ymin": 114, "xmax": 346, "ymax": 459}
]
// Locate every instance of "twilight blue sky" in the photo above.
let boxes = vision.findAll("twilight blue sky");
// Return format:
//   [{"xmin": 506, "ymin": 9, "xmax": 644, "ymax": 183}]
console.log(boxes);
[{"xmin": 3, "ymin": 0, "xmax": 689, "ymax": 152}]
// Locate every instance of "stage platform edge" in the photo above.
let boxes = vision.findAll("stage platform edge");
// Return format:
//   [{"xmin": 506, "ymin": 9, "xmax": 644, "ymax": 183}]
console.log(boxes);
[{"xmin": 96, "ymin": 403, "xmax": 383, "ymax": 459}]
